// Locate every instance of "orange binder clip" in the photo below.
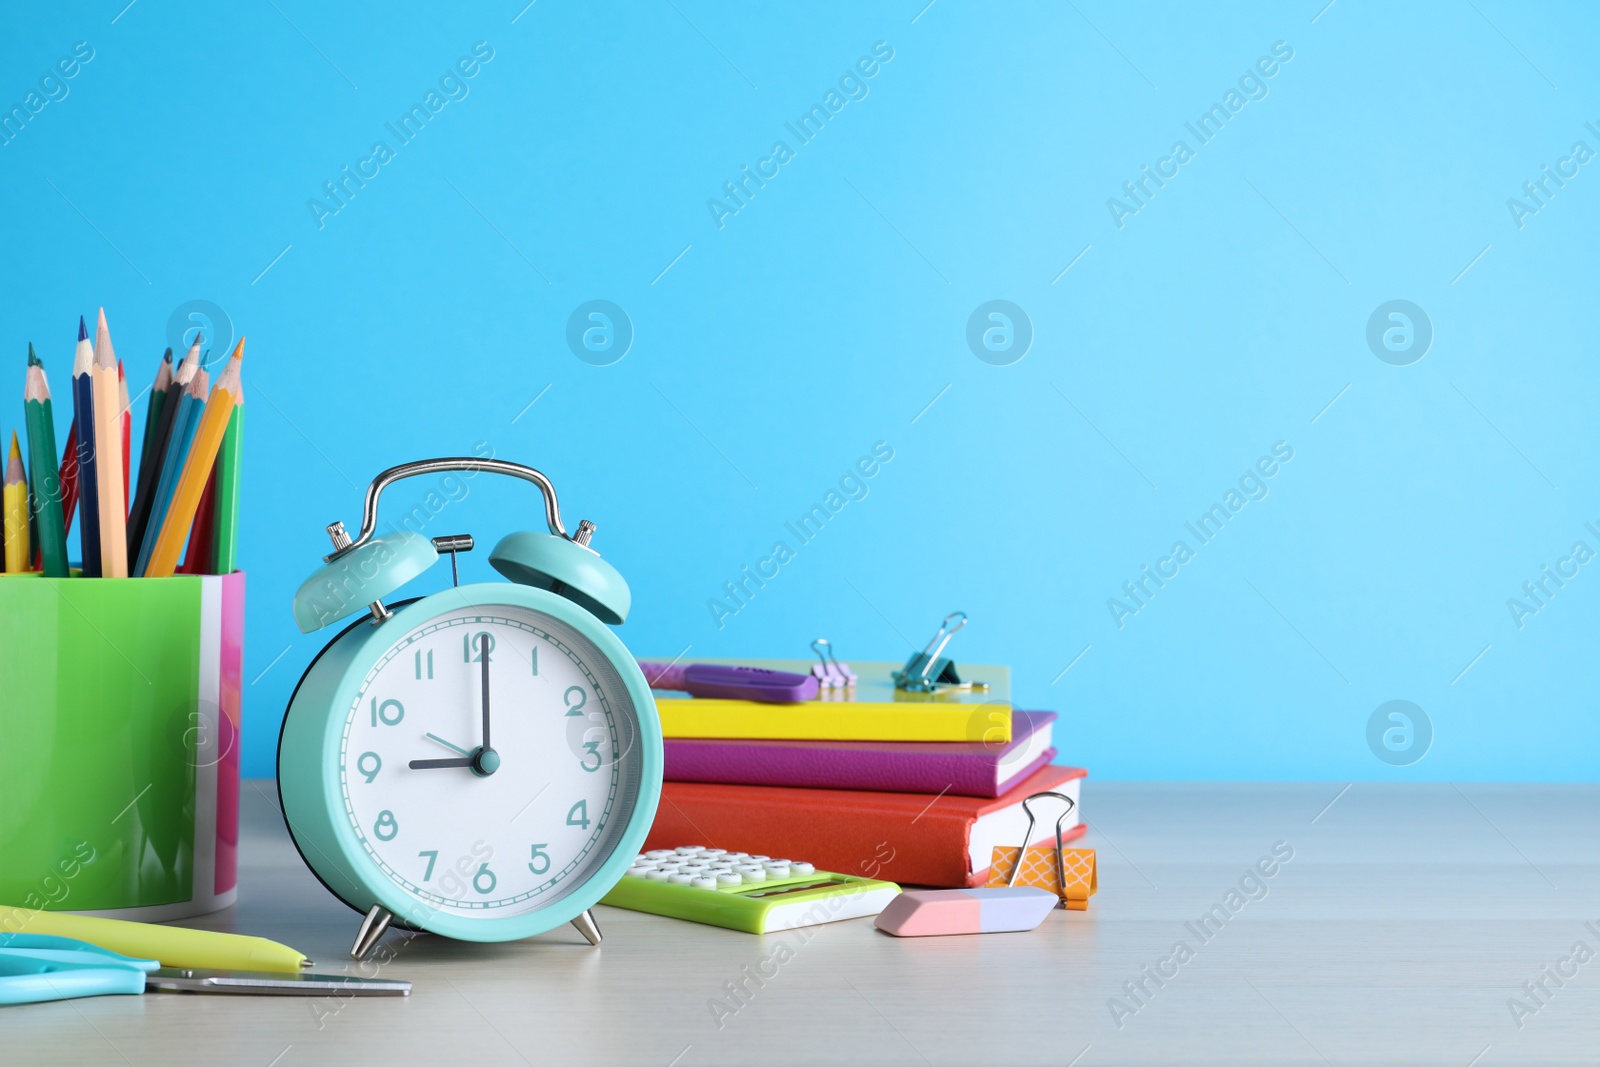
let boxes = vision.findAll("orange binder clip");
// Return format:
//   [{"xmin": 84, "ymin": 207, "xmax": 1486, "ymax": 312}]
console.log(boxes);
[{"xmin": 985, "ymin": 791, "xmax": 1097, "ymax": 910}]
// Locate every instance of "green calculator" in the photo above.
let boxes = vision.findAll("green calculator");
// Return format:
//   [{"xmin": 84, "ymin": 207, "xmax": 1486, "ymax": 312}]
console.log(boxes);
[{"xmin": 601, "ymin": 847, "xmax": 901, "ymax": 933}]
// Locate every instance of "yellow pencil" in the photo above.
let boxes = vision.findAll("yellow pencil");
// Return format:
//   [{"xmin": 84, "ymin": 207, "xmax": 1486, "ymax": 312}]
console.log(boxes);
[
  {"xmin": 3, "ymin": 431, "xmax": 28, "ymax": 573},
  {"xmin": 144, "ymin": 339, "xmax": 243, "ymax": 578},
  {"xmin": 91, "ymin": 308, "xmax": 128, "ymax": 576}
]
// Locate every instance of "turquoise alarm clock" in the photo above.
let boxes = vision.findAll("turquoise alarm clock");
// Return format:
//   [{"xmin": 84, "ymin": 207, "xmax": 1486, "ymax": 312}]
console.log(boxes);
[{"xmin": 278, "ymin": 458, "xmax": 662, "ymax": 959}]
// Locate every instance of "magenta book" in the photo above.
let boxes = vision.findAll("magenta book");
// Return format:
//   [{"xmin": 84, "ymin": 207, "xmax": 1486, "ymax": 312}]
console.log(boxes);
[{"xmin": 661, "ymin": 710, "xmax": 1058, "ymax": 798}]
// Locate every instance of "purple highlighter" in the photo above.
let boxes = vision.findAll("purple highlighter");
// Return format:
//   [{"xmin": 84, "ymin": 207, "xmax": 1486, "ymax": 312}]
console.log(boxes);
[{"xmin": 638, "ymin": 662, "xmax": 820, "ymax": 703}]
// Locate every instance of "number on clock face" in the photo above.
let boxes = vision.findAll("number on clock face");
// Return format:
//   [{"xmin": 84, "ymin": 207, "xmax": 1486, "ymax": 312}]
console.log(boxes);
[{"xmin": 339, "ymin": 606, "xmax": 641, "ymax": 919}]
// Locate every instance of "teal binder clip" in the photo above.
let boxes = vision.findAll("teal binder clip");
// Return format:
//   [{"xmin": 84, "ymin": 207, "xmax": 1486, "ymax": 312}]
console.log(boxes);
[{"xmin": 892, "ymin": 611, "xmax": 990, "ymax": 694}]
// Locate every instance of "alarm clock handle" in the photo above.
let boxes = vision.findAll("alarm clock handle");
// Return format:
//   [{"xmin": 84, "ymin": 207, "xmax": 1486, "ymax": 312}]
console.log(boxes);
[{"xmin": 325, "ymin": 458, "xmax": 584, "ymax": 563}]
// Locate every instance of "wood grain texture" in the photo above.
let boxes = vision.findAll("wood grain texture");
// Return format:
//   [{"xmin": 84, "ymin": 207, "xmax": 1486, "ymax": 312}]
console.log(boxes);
[{"xmin": 7, "ymin": 780, "xmax": 1596, "ymax": 1066}]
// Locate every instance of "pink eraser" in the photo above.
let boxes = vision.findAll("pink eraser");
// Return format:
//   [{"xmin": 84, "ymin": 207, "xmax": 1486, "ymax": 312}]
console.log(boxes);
[{"xmin": 873, "ymin": 887, "xmax": 1057, "ymax": 937}]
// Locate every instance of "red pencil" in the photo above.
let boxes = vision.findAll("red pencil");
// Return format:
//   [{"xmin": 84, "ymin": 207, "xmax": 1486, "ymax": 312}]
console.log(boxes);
[
  {"xmin": 180, "ymin": 469, "xmax": 219, "ymax": 574},
  {"xmin": 58, "ymin": 419, "xmax": 79, "ymax": 538}
]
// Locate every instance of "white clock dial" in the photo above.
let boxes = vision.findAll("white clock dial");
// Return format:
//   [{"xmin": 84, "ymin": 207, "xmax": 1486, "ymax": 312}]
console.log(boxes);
[{"xmin": 338, "ymin": 604, "xmax": 641, "ymax": 920}]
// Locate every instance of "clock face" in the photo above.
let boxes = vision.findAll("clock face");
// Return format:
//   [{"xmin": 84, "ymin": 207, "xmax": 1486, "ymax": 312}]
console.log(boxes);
[{"xmin": 338, "ymin": 603, "xmax": 642, "ymax": 923}]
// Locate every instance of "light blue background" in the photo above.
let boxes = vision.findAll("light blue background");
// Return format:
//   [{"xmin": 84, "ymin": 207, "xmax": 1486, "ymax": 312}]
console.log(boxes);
[{"xmin": 2, "ymin": 1, "xmax": 1593, "ymax": 781}]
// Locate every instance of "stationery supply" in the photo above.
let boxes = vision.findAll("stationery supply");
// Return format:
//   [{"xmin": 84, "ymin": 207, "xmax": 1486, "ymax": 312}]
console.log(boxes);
[
  {"xmin": 70, "ymin": 318, "xmax": 98, "ymax": 576},
  {"xmin": 4, "ymin": 316, "xmax": 244, "ymax": 581},
  {"xmin": 211, "ymin": 401, "xmax": 243, "ymax": 573},
  {"xmin": 144, "ymin": 342, "xmax": 241, "ymax": 577},
  {"xmin": 663, "ymin": 710, "xmax": 1058, "ymax": 796},
  {"xmin": 128, "ymin": 336, "xmax": 198, "ymax": 564},
  {"xmin": 809, "ymin": 637, "xmax": 856, "ymax": 689},
  {"xmin": 984, "ymin": 791, "xmax": 1098, "ymax": 910},
  {"xmin": 653, "ymin": 659, "xmax": 1013, "ymax": 742},
  {"xmin": 640, "ymin": 661, "xmax": 819, "ymax": 703},
  {"xmin": 644, "ymin": 764, "xmax": 1087, "ymax": 888},
  {"xmin": 4, "ymin": 434, "xmax": 26, "ymax": 573},
  {"xmin": 0, "ymin": 936, "xmax": 407, "ymax": 1007},
  {"xmin": 22, "ymin": 351, "xmax": 67, "ymax": 576},
  {"xmin": 892, "ymin": 611, "xmax": 989, "ymax": 693},
  {"xmin": 137, "ymin": 348, "xmax": 172, "ymax": 481},
  {"xmin": 0, "ymin": 573, "xmax": 244, "ymax": 918},
  {"xmin": 90, "ymin": 309, "xmax": 127, "ymax": 577},
  {"xmin": 873, "ymin": 887, "xmax": 1058, "ymax": 937},
  {"xmin": 602, "ymin": 846, "xmax": 900, "ymax": 933},
  {"xmin": 0, "ymin": 908, "xmax": 307, "ymax": 972},
  {"xmin": 279, "ymin": 458, "xmax": 662, "ymax": 960},
  {"xmin": 988, "ymin": 846, "xmax": 1098, "ymax": 910},
  {"xmin": 1, "ymin": 314, "xmax": 248, "ymax": 926}
]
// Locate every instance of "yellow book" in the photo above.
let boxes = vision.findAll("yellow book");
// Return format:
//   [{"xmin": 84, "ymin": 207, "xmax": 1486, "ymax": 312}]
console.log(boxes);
[{"xmin": 651, "ymin": 660, "xmax": 1011, "ymax": 742}]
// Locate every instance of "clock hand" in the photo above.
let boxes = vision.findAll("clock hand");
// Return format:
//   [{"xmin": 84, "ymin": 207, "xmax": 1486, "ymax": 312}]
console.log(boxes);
[
  {"xmin": 409, "ymin": 756, "xmax": 474, "ymax": 769},
  {"xmin": 480, "ymin": 646, "xmax": 491, "ymax": 752},
  {"xmin": 424, "ymin": 732, "xmax": 472, "ymax": 756},
  {"xmin": 410, "ymin": 750, "xmax": 503, "ymax": 775}
]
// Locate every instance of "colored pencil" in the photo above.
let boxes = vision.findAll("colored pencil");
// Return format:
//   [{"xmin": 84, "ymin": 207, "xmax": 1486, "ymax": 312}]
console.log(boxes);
[
  {"xmin": 58, "ymin": 420, "xmax": 77, "ymax": 540},
  {"xmin": 5, "ymin": 432, "xmax": 29, "ymax": 573},
  {"xmin": 127, "ymin": 336, "xmax": 199, "ymax": 564},
  {"xmin": 145, "ymin": 339, "xmax": 242, "ymax": 578},
  {"xmin": 136, "ymin": 366, "xmax": 207, "ymax": 576},
  {"xmin": 180, "ymin": 470, "xmax": 218, "ymax": 574},
  {"xmin": 91, "ymin": 309, "xmax": 128, "ymax": 577},
  {"xmin": 24, "ymin": 350, "xmax": 68, "ymax": 576},
  {"xmin": 71, "ymin": 317, "xmax": 99, "ymax": 576},
  {"xmin": 139, "ymin": 348, "xmax": 173, "ymax": 479},
  {"xmin": 211, "ymin": 403, "xmax": 242, "ymax": 574},
  {"xmin": 118, "ymin": 360, "xmax": 130, "ymax": 506}
]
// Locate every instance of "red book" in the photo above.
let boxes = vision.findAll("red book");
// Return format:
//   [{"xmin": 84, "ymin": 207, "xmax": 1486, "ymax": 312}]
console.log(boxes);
[{"xmin": 645, "ymin": 764, "xmax": 1087, "ymax": 888}]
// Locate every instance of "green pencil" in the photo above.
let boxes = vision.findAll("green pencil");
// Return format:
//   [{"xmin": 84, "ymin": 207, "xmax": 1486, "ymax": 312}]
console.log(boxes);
[
  {"xmin": 24, "ymin": 346, "xmax": 68, "ymax": 576},
  {"xmin": 210, "ymin": 403, "xmax": 242, "ymax": 574}
]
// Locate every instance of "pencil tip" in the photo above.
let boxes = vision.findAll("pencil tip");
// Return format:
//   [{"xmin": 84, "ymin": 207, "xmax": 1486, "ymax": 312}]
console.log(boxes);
[
  {"xmin": 27, "ymin": 343, "xmax": 38, "ymax": 366},
  {"xmin": 78, "ymin": 317, "xmax": 88, "ymax": 342},
  {"xmin": 163, "ymin": 348, "xmax": 173, "ymax": 362}
]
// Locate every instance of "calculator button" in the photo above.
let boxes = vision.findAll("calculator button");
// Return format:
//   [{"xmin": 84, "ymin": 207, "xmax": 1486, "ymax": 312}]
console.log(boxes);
[
  {"xmin": 674, "ymin": 846, "xmax": 706, "ymax": 855},
  {"xmin": 763, "ymin": 864, "xmax": 791, "ymax": 878},
  {"xmin": 691, "ymin": 876, "xmax": 720, "ymax": 889},
  {"xmin": 735, "ymin": 866, "xmax": 766, "ymax": 881},
  {"xmin": 668, "ymin": 873, "xmax": 696, "ymax": 885},
  {"xmin": 646, "ymin": 850, "xmax": 675, "ymax": 859},
  {"xmin": 750, "ymin": 855, "xmax": 770, "ymax": 862},
  {"xmin": 646, "ymin": 870, "xmax": 672, "ymax": 881},
  {"xmin": 716, "ymin": 873, "xmax": 744, "ymax": 887},
  {"xmin": 702, "ymin": 849, "xmax": 727, "ymax": 857},
  {"xmin": 791, "ymin": 862, "xmax": 815, "ymax": 875}
]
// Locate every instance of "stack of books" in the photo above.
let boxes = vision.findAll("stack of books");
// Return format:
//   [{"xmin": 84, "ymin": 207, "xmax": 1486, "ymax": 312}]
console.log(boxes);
[{"xmin": 644, "ymin": 660, "xmax": 1086, "ymax": 887}]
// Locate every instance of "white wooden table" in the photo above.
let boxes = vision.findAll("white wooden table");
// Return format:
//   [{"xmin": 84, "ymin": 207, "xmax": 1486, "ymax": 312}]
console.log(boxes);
[{"xmin": 9, "ymin": 780, "xmax": 1594, "ymax": 1066}]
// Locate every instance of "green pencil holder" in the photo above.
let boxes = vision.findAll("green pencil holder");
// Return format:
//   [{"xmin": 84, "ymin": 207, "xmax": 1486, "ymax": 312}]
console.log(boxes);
[{"xmin": 0, "ymin": 572, "xmax": 244, "ymax": 919}]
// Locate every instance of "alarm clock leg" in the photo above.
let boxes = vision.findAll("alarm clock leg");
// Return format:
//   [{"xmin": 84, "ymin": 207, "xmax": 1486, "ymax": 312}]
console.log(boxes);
[
  {"xmin": 350, "ymin": 904, "xmax": 394, "ymax": 960},
  {"xmin": 570, "ymin": 909, "xmax": 602, "ymax": 946}
]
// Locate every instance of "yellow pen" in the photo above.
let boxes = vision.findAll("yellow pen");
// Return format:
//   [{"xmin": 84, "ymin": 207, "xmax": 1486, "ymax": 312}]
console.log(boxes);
[{"xmin": 0, "ymin": 907, "xmax": 309, "ymax": 973}]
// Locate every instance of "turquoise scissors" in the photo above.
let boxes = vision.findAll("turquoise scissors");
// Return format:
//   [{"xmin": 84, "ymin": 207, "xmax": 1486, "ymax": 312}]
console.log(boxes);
[{"xmin": 0, "ymin": 935, "xmax": 409, "ymax": 1006}]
